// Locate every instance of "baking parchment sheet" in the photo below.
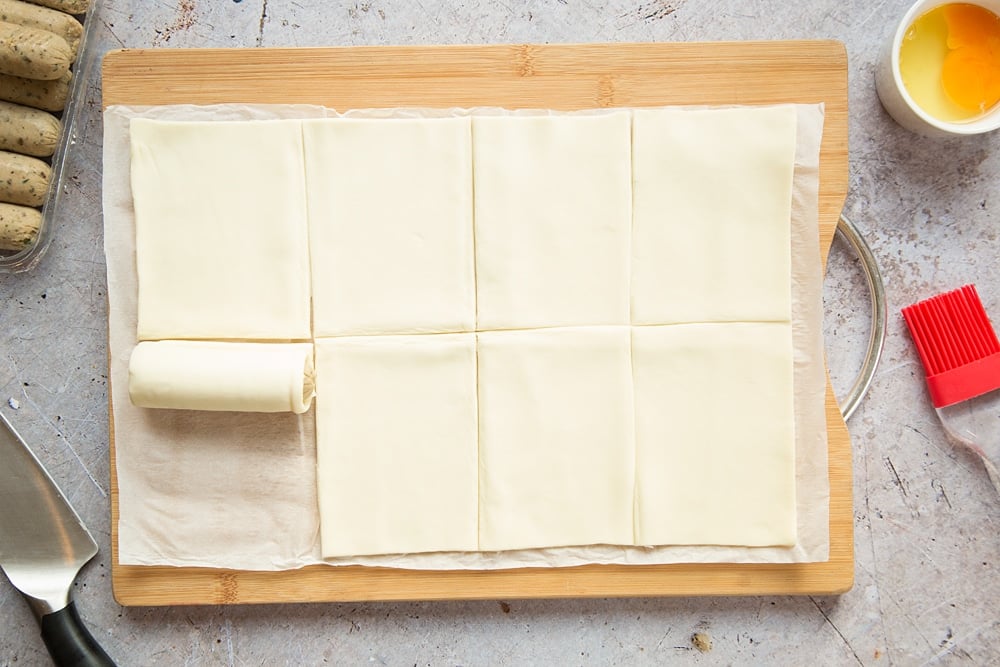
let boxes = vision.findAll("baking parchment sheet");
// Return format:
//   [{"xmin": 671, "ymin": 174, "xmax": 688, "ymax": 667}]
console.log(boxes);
[{"xmin": 103, "ymin": 103, "xmax": 828, "ymax": 570}]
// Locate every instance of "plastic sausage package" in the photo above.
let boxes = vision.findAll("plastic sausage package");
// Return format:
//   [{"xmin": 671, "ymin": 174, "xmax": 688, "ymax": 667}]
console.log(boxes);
[{"xmin": 0, "ymin": 0, "xmax": 102, "ymax": 273}]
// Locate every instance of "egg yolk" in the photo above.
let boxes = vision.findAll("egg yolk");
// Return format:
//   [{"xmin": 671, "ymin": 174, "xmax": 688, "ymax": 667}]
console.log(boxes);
[{"xmin": 941, "ymin": 4, "xmax": 1000, "ymax": 113}]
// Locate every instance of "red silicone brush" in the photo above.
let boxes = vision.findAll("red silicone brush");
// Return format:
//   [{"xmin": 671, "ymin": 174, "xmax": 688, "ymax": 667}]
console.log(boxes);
[{"xmin": 902, "ymin": 285, "xmax": 1000, "ymax": 494}]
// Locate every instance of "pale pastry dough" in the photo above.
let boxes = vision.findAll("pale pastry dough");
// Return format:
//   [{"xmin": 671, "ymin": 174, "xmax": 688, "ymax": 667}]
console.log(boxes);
[
  {"xmin": 304, "ymin": 118, "xmax": 475, "ymax": 336},
  {"xmin": 123, "ymin": 107, "xmax": 807, "ymax": 560},
  {"xmin": 632, "ymin": 323, "xmax": 796, "ymax": 547},
  {"xmin": 631, "ymin": 106, "xmax": 798, "ymax": 325},
  {"xmin": 477, "ymin": 326, "xmax": 635, "ymax": 551},
  {"xmin": 129, "ymin": 118, "xmax": 311, "ymax": 341},
  {"xmin": 314, "ymin": 334, "xmax": 479, "ymax": 557},
  {"xmin": 472, "ymin": 113, "xmax": 632, "ymax": 330},
  {"xmin": 128, "ymin": 340, "xmax": 315, "ymax": 414}
]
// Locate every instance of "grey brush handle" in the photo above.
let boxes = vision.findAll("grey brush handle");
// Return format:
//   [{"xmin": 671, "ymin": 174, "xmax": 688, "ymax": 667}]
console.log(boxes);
[{"xmin": 40, "ymin": 602, "xmax": 116, "ymax": 667}]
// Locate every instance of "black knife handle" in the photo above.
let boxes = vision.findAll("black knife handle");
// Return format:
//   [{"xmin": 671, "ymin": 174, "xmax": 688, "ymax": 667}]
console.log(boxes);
[{"xmin": 40, "ymin": 601, "xmax": 116, "ymax": 667}]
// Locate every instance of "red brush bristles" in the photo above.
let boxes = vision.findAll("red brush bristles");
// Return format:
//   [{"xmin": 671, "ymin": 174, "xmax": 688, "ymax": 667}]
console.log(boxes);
[{"xmin": 902, "ymin": 285, "xmax": 1000, "ymax": 408}]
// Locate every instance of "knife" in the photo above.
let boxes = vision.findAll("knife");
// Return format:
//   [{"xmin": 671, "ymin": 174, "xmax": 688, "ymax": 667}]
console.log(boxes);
[{"xmin": 0, "ymin": 412, "xmax": 116, "ymax": 666}]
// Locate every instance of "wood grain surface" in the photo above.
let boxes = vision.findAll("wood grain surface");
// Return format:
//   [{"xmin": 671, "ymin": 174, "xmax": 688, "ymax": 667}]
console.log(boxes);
[{"xmin": 102, "ymin": 41, "xmax": 851, "ymax": 605}]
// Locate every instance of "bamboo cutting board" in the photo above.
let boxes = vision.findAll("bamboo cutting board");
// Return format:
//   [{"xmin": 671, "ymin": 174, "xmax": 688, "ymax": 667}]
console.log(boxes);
[{"xmin": 103, "ymin": 41, "xmax": 851, "ymax": 605}]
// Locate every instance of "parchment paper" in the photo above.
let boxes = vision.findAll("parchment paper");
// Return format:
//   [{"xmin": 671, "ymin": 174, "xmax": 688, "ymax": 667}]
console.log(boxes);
[{"xmin": 104, "ymin": 103, "xmax": 828, "ymax": 570}]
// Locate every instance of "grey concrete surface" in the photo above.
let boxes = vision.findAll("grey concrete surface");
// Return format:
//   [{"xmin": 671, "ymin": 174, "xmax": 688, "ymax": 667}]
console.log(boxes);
[{"xmin": 2, "ymin": 0, "xmax": 999, "ymax": 664}]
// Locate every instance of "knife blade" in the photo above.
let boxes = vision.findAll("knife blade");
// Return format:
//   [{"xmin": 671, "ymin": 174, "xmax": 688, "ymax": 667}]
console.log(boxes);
[{"xmin": 0, "ymin": 412, "xmax": 115, "ymax": 666}]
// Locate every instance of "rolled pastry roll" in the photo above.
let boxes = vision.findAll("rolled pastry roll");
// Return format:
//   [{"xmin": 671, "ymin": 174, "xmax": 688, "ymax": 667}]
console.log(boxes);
[{"xmin": 129, "ymin": 340, "xmax": 315, "ymax": 414}]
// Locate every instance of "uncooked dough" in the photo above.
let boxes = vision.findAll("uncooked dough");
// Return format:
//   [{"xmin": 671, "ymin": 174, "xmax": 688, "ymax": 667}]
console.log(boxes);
[
  {"xmin": 314, "ymin": 334, "xmax": 479, "ymax": 557},
  {"xmin": 631, "ymin": 105, "xmax": 798, "ymax": 325},
  {"xmin": 128, "ymin": 340, "xmax": 315, "ymax": 414},
  {"xmin": 477, "ymin": 326, "xmax": 635, "ymax": 551},
  {"xmin": 123, "ymin": 106, "xmax": 806, "ymax": 559},
  {"xmin": 632, "ymin": 323, "xmax": 796, "ymax": 547},
  {"xmin": 472, "ymin": 113, "xmax": 632, "ymax": 330},
  {"xmin": 129, "ymin": 118, "xmax": 311, "ymax": 341},
  {"xmin": 304, "ymin": 118, "xmax": 475, "ymax": 336}
]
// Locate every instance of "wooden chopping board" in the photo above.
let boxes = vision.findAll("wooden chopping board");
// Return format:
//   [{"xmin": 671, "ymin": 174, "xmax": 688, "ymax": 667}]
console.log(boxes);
[{"xmin": 102, "ymin": 41, "xmax": 851, "ymax": 605}]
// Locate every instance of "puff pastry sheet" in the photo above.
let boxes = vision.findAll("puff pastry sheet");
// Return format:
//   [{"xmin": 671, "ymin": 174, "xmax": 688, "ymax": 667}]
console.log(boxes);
[
  {"xmin": 472, "ymin": 113, "xmax": 632, "ymax": 330},
  {"xmin": 477, "ymin": 327, "xmax": 635, "ymax": 552},
  {"xmin": 314, "ymin": 335, "xmax": 479, "ymax": 557},
  {"xmin": 129, "ymin": 340, "xmax": 315, "ymax": 414},
  {"xmin": 129, "ymin": 118, "xmax": 311, "ymax": 341},
  {"xmin": 109, "ymin": 104, "xmax": 820, "ymax": 566},
  {"xmin": 305, "ymin": 118, "xmax": 476, "ymax": 337},
  {"xmin": 631, "ymin": 106, "xmax": 797, "ymax": 325}
]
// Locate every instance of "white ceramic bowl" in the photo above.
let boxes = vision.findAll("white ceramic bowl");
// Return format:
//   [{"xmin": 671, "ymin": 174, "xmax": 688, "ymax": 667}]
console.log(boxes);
[{"xmin": 875, "ymin": 0, "xmax": 1000, "ymax": 137}]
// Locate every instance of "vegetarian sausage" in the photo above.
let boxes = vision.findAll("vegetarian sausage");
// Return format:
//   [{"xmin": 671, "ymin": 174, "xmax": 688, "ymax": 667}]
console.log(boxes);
[
  {"xmin": 0, "ymin": 0, "xmax": 83, "ymax": 53},
  {"xmin": 0, "ymin": 200, "xmax": 40, "ymax": 251},
  {"xmin": 0, "ymin": 100, "xmax": 60, "ymax": 157},
  {"xmin": 0, "ymin": 149, "xmax": 50, "ymax": 206},
  {"xmin": 0, "ymin": 20, "xmax": 72, "ymax": 80},
  {"xmin": 20, "ymin": 0, "xmax": 89, "ymax": 15},
  {"xmin": 0, "ymin": 70, "xmax": 70, "ymax": 111}
]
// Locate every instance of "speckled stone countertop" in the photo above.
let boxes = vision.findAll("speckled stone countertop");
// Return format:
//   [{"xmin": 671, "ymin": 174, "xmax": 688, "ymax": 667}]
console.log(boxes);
[{"xmin": 2, "ymin": 1, "xmax": 998, "ymax": 664}]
